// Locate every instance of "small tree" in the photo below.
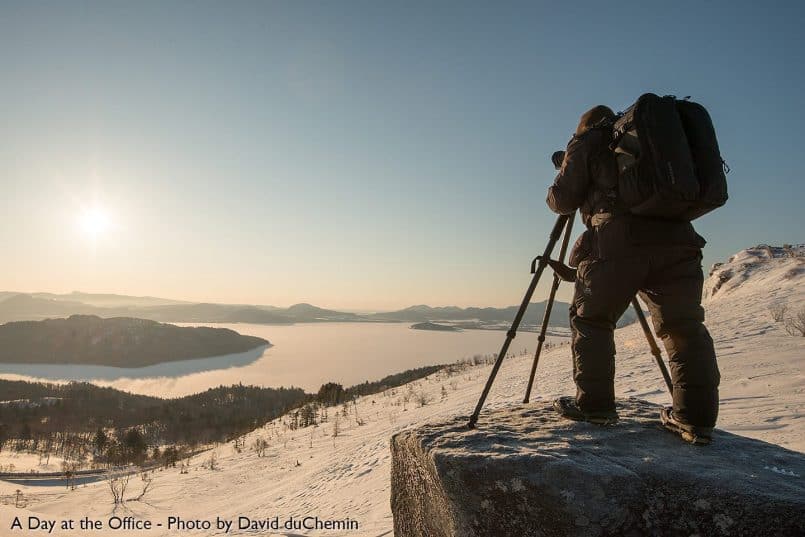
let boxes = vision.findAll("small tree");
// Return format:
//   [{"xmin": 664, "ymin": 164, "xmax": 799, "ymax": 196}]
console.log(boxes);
[
  {"xmin": 352, "ymin": 399, "xmax": 360, "ymax": 420},
  {"xmin": 62, "ymin": 460, "xmax": 79, "ymax": 491},
  {"xmin": 163, "ymin": 446, "xmax": 179, "ymax": 468},
  {"xmin": 121, "ymin": 428, "xmax": 147, "ymax": 464},
  {"xmin": 252, "ymin": 437, "xmax": 269, "ymax": 457},
  {"xmin": 770, "ymin": 303, "xmax": 788, "ymax": 322},
  {"xmin": 107, "ymin": 470, "xmax": 130, "ymax": 505},
  {"xmin": 93, "ymin": 428, "xmax": 108, "ymax": 455},
  {"xmin": 205, "ymin": 450, "xmax": 219, "ymax": 471},
  {"xmin": 401, "ymin": 393, "xmax": 410, "ymax": 411},
  {"xmin": 332, "ymin": 414, "xmax": 341, "ymax": 439},
  {"xmin": 784, "ymin": 307, "xmax": 805, "ymax": 337},
  {"xmin": 19, "ymin": 422, "xmax": 32, "ymax": 442},
  {"xmin": 0, "ymin": 424, "xmax": 9, "ymax": 453}
]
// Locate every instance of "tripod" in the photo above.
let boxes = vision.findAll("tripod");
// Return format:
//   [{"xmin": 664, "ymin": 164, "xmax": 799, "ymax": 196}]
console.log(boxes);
[{"xmin": 467, "ymin": 213, "xmax": 673, "ymax": 429}]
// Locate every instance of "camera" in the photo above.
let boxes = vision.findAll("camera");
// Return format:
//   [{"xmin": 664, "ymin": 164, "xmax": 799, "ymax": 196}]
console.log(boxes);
[{"xmin": 551, "ymin": 150, "xmax": 565, "ymax": 170}]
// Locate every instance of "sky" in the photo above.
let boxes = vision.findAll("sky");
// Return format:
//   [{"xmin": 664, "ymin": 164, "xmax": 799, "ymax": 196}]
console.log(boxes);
[{"xmin": 1, "ymin": 1, "xmax": 803, "ymax": 310}]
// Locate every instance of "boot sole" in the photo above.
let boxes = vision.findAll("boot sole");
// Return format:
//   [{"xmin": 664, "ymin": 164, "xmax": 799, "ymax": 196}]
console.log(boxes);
[
  {"xmin": 662, "ymin": 423, "xmax": 712, "ymax": 445},
  {"xmin": 660, "ymin": 409, "xmax": 712, "ymax": 446}
]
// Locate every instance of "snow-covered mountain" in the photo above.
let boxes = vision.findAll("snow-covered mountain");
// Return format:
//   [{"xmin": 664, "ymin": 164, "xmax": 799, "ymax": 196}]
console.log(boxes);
[{"xmin": 2, "ymin": 246, "xmax": 802, "ymax": 536}]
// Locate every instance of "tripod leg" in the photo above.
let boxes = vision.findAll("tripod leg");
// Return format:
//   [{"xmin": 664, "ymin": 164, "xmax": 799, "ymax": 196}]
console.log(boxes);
[
  {"xmin": 467, "ymin": 214, "xmax": 569, "ymax": 429},
  {"xmin": 523, "ymin": 214, "xmax": 575, "ymax": 403},
  {"xmin": 631, "ymin": 297, "xmax": 673, "ymax": 396}
]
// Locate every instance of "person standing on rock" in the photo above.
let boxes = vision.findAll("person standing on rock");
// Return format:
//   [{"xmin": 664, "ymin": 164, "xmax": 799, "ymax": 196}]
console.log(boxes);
[{"xmin": 546, "ymin": 104, "xmax": 721, "ymax": 445}]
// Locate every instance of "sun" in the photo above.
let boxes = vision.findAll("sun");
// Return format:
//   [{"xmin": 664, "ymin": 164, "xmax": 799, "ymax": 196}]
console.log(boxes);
[{"xmin": 79, "ymin": 206, "xmax": 111, "ymax": 238}]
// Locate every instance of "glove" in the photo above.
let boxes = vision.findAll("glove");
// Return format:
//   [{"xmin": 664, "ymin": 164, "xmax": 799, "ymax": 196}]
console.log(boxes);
[{"xmin": 533, "ymin": 256, "xmax": 577, "ymax": 282}]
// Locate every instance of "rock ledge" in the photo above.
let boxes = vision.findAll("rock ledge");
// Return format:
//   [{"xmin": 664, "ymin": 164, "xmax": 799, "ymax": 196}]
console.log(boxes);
[{"xmin": 390, "ymin": 398, "xmax": 804, "ymax": 536}]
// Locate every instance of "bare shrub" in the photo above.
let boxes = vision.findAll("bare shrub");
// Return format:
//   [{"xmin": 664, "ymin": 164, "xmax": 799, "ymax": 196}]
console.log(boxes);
[
  {"xmin": 107, "ymin": 470, "xmax": 130, "ymax": 505},
  {"xmin": 400, "ymin": 392, "xmax": 411, "ymax": 411},
  {"xmin": 352, "ymin": 400, "xmax": 365, "ymax": 426},
  {"xmin": 252, "ymin": 437, "xmax": 269, "ymax": 457},
  {"xmin": 784, "ymin": 307, "xmax": 805, "ymax": 337},
  {"xmin": 205, "ymin": 450, "xmax": 218, "ymax": 471},
  {"xmin": 415, "ymin": 391, "xmax": 431, "ymax": 407},
  {"xmin": 770, "ymin": 303, "xmax": 788, "ymax": 322},
  {"xmin": 62, "ymin": 460, "xmax": 79, "ymax": 491},
  {"xmin": 132, "ymin": 472, "xmax": 153, "ymax": 501}
]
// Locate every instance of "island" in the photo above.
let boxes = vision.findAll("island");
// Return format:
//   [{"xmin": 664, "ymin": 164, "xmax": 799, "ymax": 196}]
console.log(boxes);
[
  {"xmin": 410, "ymin": 322, "xmax": 461, "ymax": 332},
  {"xmin": 0, "ymin": 315, "xmax": 269, "ymax": 367}
]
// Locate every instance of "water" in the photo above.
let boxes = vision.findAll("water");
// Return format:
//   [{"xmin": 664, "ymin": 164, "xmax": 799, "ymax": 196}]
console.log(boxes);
[{"xmin": 0, "ymin": 322, "xmax": 569, "ymax": 397}]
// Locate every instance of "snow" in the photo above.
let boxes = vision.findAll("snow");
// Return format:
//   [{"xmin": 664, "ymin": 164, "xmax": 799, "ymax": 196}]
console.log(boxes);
[
  {"xmin": 1, "ymin": 246, "xmax": 802, "ymax": 536},
  {"xmin": 0, "ymin": 452, "xmax": 68, "ymax": 474}
]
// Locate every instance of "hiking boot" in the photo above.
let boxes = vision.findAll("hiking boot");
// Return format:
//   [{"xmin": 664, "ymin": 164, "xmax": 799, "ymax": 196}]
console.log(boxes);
[
  {"xmin": 553, "ymin": 396, "xmax": 618, "ymax": 425},
  {"xmin": 660, "ymin": 407, "xmax": 713, "ymax": 446}
]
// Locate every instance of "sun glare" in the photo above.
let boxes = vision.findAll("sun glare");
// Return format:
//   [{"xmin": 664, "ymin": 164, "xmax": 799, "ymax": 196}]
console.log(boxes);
[{"xmin": 79, "ymin": 207, "xmax": 111, "ymax": 238}]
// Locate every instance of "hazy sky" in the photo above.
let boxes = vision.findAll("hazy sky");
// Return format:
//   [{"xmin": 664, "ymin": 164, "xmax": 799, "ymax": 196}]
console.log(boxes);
[{"xmin": 2, "ymin": 1, "xmax": 803, "ymax": 310}]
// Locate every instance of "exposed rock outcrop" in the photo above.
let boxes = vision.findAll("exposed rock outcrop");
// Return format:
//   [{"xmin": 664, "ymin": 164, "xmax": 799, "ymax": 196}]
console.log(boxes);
[{"xmin": 391, "ymin": 399, "xmax": 804, "ymax": 536}]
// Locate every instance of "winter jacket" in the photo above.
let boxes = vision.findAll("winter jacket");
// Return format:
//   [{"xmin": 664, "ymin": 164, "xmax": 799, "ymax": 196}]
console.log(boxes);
[
  {"xmin": 546, "ymin": 127, "xmax": 619, "ymax": 227},
  {"xmin": 546, "ymin": 127, "xmax": 705, "ymax": 265}
]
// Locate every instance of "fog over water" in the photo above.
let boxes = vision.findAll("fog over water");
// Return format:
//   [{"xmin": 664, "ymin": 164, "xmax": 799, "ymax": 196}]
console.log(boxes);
[{"xmin": 0, "ymin": 322, "xmax": 570, "ymax": 397}]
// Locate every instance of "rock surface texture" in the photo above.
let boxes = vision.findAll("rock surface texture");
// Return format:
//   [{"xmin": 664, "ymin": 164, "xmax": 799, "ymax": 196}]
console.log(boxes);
[{"xmin": 390, "ymin": 398, "xmax": 804, "ymax": 537}]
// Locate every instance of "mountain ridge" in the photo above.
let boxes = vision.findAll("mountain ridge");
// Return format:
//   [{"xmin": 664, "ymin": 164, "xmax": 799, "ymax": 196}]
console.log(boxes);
[{"xmin": 0, "ymin": 292, "xmax": 633, "ymax": 328}]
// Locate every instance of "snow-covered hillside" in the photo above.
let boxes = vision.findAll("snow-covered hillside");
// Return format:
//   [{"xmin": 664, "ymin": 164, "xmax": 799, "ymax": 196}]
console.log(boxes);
[
  {"xmin": 705, "ymin": 244, "xmax": 804, "ymax": 302},
  {"xmin": 2, "ymin": 246, "xmax": 803, "ymax": 536}
]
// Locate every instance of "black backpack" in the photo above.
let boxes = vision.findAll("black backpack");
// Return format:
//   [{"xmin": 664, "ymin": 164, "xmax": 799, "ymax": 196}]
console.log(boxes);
[{"xmin": 609, "ymin": 93, "xmax": 729, "ymax": 220}]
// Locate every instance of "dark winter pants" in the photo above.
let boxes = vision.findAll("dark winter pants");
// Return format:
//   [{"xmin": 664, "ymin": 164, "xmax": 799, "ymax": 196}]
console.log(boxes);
[{"xmin": 570, "ymin": 246, "xmax": 720, "ymax": 427}]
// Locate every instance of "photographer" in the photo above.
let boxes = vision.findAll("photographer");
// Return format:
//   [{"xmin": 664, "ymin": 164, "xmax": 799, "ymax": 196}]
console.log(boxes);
[{"xmin": 547, "ymin": 105, "xmax": 720, "ymax": 445}]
